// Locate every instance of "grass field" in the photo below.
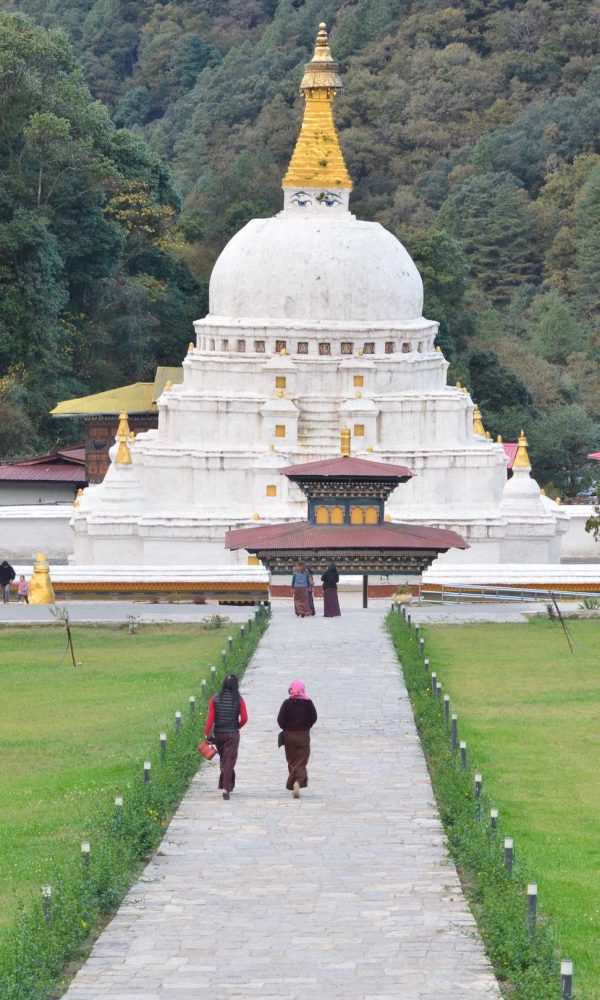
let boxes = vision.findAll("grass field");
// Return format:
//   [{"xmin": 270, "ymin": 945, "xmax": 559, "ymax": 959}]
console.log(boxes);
[
  {"xmin": 0, "ymin": 621, "xmax": 238, "ymax": 941},
  {"xmin": 425, "ymin": 617, "xmax": 600, "ymax": 999}
]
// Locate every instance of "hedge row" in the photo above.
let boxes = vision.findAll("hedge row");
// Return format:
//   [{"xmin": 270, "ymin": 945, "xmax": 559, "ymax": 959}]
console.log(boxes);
[
  {"xmin": 386, "ymin": 608, "xmax": 561, "ymax": 1000},
  {"xmin": 0, "ymin": 606, "xmax": 270, "ymax": 1000}
]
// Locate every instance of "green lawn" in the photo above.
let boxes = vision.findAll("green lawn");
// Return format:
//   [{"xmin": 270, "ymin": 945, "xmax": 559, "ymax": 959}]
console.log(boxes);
[
  {"xmin": 0, "ymin": 622, "xmax": 237, "ymax": 939},
  {"xmin": 425, "ymin": 618, "xmax": 600, "ymax": 999}
]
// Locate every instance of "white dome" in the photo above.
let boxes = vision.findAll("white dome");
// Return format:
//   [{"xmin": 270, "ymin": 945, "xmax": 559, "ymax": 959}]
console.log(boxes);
[{"xmin": 208, "ymin": 213, "xmax": 424, "ymax": 324}]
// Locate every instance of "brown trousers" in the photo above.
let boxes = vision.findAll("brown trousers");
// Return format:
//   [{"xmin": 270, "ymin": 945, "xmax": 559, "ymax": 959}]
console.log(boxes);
[
  {"xmin": 215, "ymin": 731, "xmax": 240, "ymax": 792},
  {"xmin": 284, "ymin": 729, "xmax": 311, "ymax": 790}
]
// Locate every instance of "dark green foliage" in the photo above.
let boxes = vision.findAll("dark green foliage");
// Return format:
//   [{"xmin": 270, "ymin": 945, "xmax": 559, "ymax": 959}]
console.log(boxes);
[
  {"xmin": 386, "ymin": 611, "xmax": 560, "ymax": 999},
  {"xmin": 0, "ymin": 608, "xmax": 270, "ymax": 1000},
  {"xmin": 468, "ymin": 351, "xmax": 535, "ymax": 414}
]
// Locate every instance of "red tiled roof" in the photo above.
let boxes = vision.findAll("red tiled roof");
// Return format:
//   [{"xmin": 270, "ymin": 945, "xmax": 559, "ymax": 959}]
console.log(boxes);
[
  {"xmin": 503, "ymin": 443, "xmax": 518, "ymax": 469},
  {"xmin": 226, "ymin": 521, "xmax": 468, "ymax": 552},
  {"xmin": 281, "ymin": 456, "xmax": 413, "ymax": 480},
  {"xmin": 0, "ymin": 444, "xmax": 86, "ymax": 483}
]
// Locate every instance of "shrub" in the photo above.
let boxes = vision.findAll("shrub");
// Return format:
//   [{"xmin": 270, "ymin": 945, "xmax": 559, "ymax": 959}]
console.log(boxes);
[{"xmin": 386, "ymin": 610, "xmax": 560, "ymax": 999}]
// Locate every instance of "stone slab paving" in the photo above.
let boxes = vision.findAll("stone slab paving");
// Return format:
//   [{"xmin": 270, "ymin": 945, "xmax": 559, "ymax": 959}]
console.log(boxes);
[{"xmin": 61, "ymin": 605, "xmax": 502, "ymax": 1000}]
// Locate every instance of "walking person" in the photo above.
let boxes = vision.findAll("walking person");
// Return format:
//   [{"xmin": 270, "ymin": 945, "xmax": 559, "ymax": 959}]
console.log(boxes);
[
  {"xmin": 321, "ymin": 561, "xmax": 341, "ymax": 617},
  {"xmin": 204, "ymin": 674, "xmax": 248, "ymax": 800},
  {"xmin": 291, "ymin": 561, "xmax": 311, "ymax": 617},
  {"xmin": 17, "ymin": 575, "xmax": 29, "ymax": 604},
  {"xmin": 277, "ymin": 680, "xmax": 317, "ymax": 798},
  {"xmin": 0, "ymin": 560, "xmax": 15, "ymax": 604}
]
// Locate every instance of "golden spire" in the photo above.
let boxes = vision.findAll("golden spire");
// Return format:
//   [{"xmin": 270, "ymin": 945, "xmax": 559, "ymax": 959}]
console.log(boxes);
[
  {"xmin": 115, "ymin": 410, "xmax": 132, "ymax": 465},
  {"xmin": 473, "ymin": 405, "xmax": 486, "ymax": 437},
  {"xmin": 341, "ymin": 426, "xmax": 351, "ymax": 457},
  {"xmin": 283, "ymin": 23, "xmax": 352, "ymax": 190},
  {"xmin": 513, "ymin": 429, "xmax": 531, "ymax": 469},
  {"xmin": 188, "ymin": 341, "xmax": 194, "ymax": 354},
  {"xmin": 497, "ymin": 434, "xmax": 503, "ymax": 444}
]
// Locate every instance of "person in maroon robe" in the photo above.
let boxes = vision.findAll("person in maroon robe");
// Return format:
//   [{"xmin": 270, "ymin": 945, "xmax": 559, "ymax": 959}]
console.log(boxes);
[
  {"xmin": 277, "ymin": 680, "xmax": 317, "ymax": 798},
  {"xmin": 321, "ymin": 562, "xmax": 341, "ymax": 617}
]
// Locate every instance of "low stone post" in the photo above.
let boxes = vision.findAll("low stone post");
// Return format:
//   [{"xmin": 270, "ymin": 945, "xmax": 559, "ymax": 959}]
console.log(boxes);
[
  {"xmin": 504, "ymin": 837, "xmax": 514, "ymax": 874},
  {"xmin": 443, "ymin": 694, "xmax": 450, "ymax": 724},
  {"xmin": 459, "ymin": 740, "xmax": 467, "ymax": 767},
  {"xmin": 451, "ymin": 713, "xmax": 458, "ymax": 752},
  {"xmin": 527, "ymin": 883, "xmax": 537, "ymax": 936},
  {"xmin": 81, "ymin": 840, "xmax": 91, "ymax": 869},
  {"xmin": 42, "ymin": 885, "xmax": 52, "ymax": 925},
  {"xmin": 160, "ymin": 732, "xmax": 167, "ymax": 761},
  {"xmin": 175, "ymin": 710, "xmax": 182, "ymax": 732},
  {"xmin": 560, "ymin": 960, "xmax": 573, "ymax": 999},
  {"xmin": 474, "ymin": 773, "xmax": 482, "ymax": 820},
  {"xmin": 189, "ymin": 695, "xmax": 196, "ymax": 719},
  {"xmin": 490, "ymin": 807, "xmax": 499, "ymax": 832},
  {"xmin": 143, "ymin": 761, "xmax": 152, "ymax": 784}
]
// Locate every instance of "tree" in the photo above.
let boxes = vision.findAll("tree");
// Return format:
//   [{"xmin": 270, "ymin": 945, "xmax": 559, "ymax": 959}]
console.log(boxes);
[
  {"xmin": 527, "ymin": 291, "xmax": 588, "ymax": 365},
  {"xmin": 574, "ymin": 163, "xmax": 600, "ymax": 317},
  {"xmin": 527, "ymin": 404, "xmax": 600, "ymax": 496},
  {"xmin": 468, "ymin": 350, "xmax": 534, "ymax": 415}
]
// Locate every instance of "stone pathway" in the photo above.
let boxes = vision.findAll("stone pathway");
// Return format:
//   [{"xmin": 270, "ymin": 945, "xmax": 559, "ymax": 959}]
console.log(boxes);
[{"xmin": 62, "ymin": 605, "xmax": 501, "ymax": 1000}]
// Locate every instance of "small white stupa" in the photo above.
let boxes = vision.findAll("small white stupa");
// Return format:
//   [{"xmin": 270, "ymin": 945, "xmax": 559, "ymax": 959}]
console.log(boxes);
[{"xmin": 73, "ymin": 23, "xmax": 564, "ymax": 567}]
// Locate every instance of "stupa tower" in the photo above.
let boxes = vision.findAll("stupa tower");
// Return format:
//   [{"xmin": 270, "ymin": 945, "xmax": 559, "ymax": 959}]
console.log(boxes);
[{"xmin": 72, "ymin": 24, "xmax": 563, "ymax": 567}]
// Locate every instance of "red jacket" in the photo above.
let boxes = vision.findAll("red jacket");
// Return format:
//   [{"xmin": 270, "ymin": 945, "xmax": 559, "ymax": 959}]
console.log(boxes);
[{"xmin": 204, "ymin": 696, "xmax": 248, "ymax": 736}]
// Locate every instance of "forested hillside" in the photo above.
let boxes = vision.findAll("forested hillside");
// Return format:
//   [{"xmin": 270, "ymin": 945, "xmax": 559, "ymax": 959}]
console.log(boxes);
[{"xmin": 2, "ymin": 0, "xmax": 600, "ymax": 493}]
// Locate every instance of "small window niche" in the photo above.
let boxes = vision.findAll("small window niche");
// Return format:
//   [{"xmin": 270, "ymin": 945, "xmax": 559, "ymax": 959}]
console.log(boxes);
[
  {"xmin": 237, "ymin": 339, "xmax": 246, "ymax": 352},
  {"xmin": 341, "ymin": 342, "xmax": 353, "ymax": 355},
  {"xmin": 221, "ymin": 339, "xmax": 229, "ymax": 351},
  {"xmin": 401, "ymin": 342, "xmax": 410, "ymax": 353},
  {"xmin": 353, "ymin": 375, "xmax": 364, "ymax": 388},
  {"xmin": 275, "ymin": 340, "xmax": 287, "ymax": 354},
  {"xmin": 385, "ymin": 342, "xmax": 395, "ymax": 354},
  {"xmin": 363, "ymin": 342, "xmax": 374, "ymax": 354},
  {"xmin": 297, "ymin": 342, "xmax": 308, "ymax": 354},
  {"xmin": 319, "ymin": 342, "xmax": 331, "ymax": 355},
  {"xmin": 275, "ymin": 424, "xmax": 286, "ymax": 438},
  {"xmin": 254, "ymin": 340, "xmax": 265, "ymax": 353},
  {"xmin": 353, "ymin": 424, "xmax": 365, "ymax": 437},
  {"xmin": 275, "ymin": 376, "xmax": 286, "ymax": 390},
  {"xmin": 209, "ymin": 338, "xmax": 215, "ymax": 351},
  {"xmin": 266, "ymin": 484, "xmax": 277, "ymax": 497}
]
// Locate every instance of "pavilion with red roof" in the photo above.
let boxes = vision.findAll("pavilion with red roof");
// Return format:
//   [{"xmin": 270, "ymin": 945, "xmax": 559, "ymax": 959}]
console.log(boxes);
[{"xmin": 226, "ymin": 430, "xmax": 467, "ymax": 604}]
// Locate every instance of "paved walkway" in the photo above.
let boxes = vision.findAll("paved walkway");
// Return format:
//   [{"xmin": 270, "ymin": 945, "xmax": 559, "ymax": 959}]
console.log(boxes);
[{"xmin": 62, "ymin": 605, "xmax": 501, "ymax": 1000}]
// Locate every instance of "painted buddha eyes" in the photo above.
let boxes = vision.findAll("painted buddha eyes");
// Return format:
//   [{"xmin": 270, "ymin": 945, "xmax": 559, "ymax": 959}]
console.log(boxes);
[
  {"xmin": 316, "ymin": 191, "xmax": 342, "ymax": 207},
  {"xmin": 290, "ymin": 191, "xmax": 313, "ymax": 207},
  {"xmin": 290, "ymin": 190, "xmax": 343, "ymax": 208}
]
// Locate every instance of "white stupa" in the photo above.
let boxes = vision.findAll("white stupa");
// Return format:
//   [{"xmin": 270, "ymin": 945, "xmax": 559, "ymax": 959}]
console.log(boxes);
[{"xmin": 73, "ymin": 23, "xmax": 564, "ymax": 567}]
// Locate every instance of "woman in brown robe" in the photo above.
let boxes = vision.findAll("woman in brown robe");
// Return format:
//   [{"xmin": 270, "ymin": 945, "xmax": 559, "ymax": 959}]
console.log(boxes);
[
  {"xmin": 291, "ymin": 562, "xmax": 311, "ymax": 617},
  {"xmin": 277, "ymin": 680, "xmax": 317, "ymax": 798}
]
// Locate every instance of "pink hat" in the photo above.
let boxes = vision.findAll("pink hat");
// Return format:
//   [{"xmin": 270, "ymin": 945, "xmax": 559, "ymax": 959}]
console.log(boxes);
[{"xmin": 289, "ymin": 679, "xmax": 308, "ymax": 699}]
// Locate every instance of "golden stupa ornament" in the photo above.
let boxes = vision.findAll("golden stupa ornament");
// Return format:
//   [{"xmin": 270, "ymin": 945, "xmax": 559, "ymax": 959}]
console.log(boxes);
[
  {"xmin": 341, "ymin": 426, "xmax": 351, "ymax": 457},
  {"xmin": 497, "ymin": 434, "xmax": 503, "ymax": 444},
  {"xmin": 73, "ymin": 488, "xmax": 84, "ymax": 508},
  {"xmin": 282, "ymin": 23, "xmax": 352, "ymax": 191},
  {"xmin": 188, "ymin": 341, "xmax": 194, "ymax": 354},
  {"xmin": 115, "ymin": 410, "xmax": 132, "ymax": 466},
  {"xmin": 513, "ymin": 429, "xmax": 532, "ymax": 469},
  {"xmin": 473, "ymin": 405, "xmax": 486, "ymax": 437},
  {"xmin": 29, "ymin": 553, "xmax": 55, "ymax": 606}
]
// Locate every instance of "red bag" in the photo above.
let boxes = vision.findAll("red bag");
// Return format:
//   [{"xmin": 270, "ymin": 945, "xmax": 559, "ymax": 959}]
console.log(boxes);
[{"xmin": 197, "ymin": 739, "xmax": 218, "ymax": 760}]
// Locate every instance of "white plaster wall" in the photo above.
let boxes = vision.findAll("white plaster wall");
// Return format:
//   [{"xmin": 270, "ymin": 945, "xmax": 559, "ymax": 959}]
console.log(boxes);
[
  {"xmin": 0, "ymin": 506, "xmax": 74, "ymax": 561},
  {"xmin": 559, "ymin": 506, "xmax": 600, "ymax": 560},
  {"xmin": 0, "ymin": 483, "xmax": 78, "ymax": 504}
]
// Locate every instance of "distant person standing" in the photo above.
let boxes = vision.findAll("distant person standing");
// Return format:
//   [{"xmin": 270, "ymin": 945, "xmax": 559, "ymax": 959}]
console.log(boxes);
[
  {"xmin": 307, "ymin": 567, "xmax": 316, "ymax": 616},
  {"xmin": 291, "ymin": 561, "xmax": 311, "ymax": 617},
  {"xmin": 0, "ymin": 560, "xmax": 15, "ymax": 604},
  {"xmin": 321, "ymin": 562, "xmax": 341, "ymax": 617},
  {"xmin": 204, "ymin": 674, "xmax": 248, "ymax": 800},
  {"xmin": 17, "ymin": 575, "xmax": 29, "ymax": 604},
  {"xmin": 277, "ymin": 680, "xmax": 317, "ymax": 798}
]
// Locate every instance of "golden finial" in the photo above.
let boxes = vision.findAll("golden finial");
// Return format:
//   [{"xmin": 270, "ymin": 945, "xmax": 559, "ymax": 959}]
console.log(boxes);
[
  {"xmin": 555, "ymin": 496, "xmax": 561, "ymax": 505},
  {"xmin": 435, "ymin": 345, "xmax": 442, "ymax": 353},
  {"xmin": 384, "ymin": 513, "xmax": 392, "ymax": 522},
  {"xmin": 279, "ymin": 347, "xmax": 287, "ymax": 356},
  {"xmin": 73, "ymin": 488, "xmax": 83, "ymax": 508},
  {"xmin": 164, "ymin": 380, "xmax": 173, "ymax": 391},
  {"xmin": 355, "ymin": 390, "xmax": 362, "ymax": 398},
  {"xmin": 366, "ymin": 445, "xmax": 374, "ymax": 453},
  {"xmin": 188, "ymin": 341, "xmax": 194, "ymax": 354},
  {"xmin": 358, "ymin": 349, "xmax": 364, "ymax": 356},
  {"xmin": 485, "ymin": 430, "xmax": 491, "ymax": 439},
  {"xmin": 115, "ymin": 410, "xmax": 132, "ymax": 465},
  {"xmin": 129, "ymin": 430, "xmax": 136, "ymax": 442},
  {"xmin": 473, "ymin": 405, "xmax": 486, "ymax": 437},
  {"xmin": 513, "ymin": 429, "xmax": 531, "ymax": 469},
  {"xmin": 277, "ymin": 388, "xmax": 285, "ymax": 398},
  {"xmin": 282, "ymin": 22, "xmax": 352, "ymax": 191},
  {"xmin": 462, "ymin": 386, "xmax": 469, "ymax": 395},
  {"xmin": 341, "ymin": 426, "xmax": 351, "ymax": 457},
  {"xmin": 541, "ymin": 487, "xmax": 546, "ymax": 496},
  {"xmin": 497, "ymin": 434, "xmax": 503, "ymax": 444},
  {"xmin": 252, "ymin": 512, "xmax": 261, "ymax": 521},
  {"xmin": 455, "ymin": 381, "xmax": 462, "ymax": 389}
]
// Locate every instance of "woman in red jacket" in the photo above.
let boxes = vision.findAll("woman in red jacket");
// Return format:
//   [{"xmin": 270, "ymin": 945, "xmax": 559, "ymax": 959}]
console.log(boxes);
[
  {"xmin": 277, "ymin": 680, "xmax": 317, "ymax": 798},
  {"xmin": 204, "ymin": 674, "xmax": 248, "ymax": 799}
]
